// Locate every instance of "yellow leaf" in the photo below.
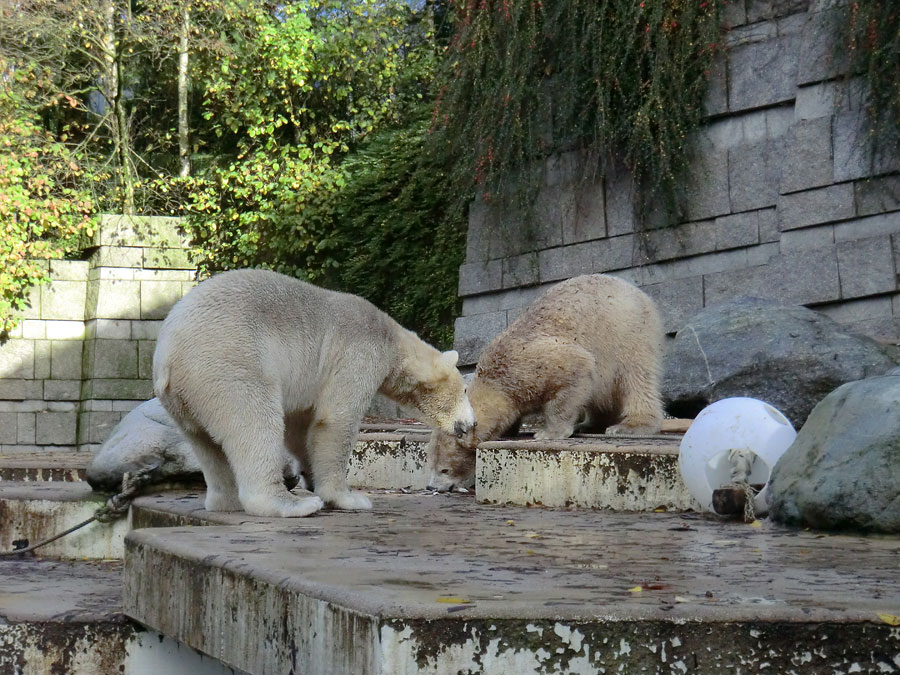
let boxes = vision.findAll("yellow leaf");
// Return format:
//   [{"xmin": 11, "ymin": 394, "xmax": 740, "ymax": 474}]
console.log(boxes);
[
  {"xmin": 506, "ymin": 520, "xmax": 515, "ymax": 526},
  {"xmin": 878, "ymin": 613, "xmax": 900, "ymax": 626},
  {"xmin": 436, "ymin": 597, "xmax": 469, "ymax": 604},
  {"xmin": 525, "ymin": 531, "xmax": 541, "ymax": 538},
  {"xmin": 749, "ymin": 520, "xmax": 762, "ymax": 528},
  {"xmin": 628, "ymin": 586, "xmax": 643, "ymax": 593}
]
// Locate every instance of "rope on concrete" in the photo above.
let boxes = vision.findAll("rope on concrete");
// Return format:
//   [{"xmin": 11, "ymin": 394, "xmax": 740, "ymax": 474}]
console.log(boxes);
[
  {"xmin": 0, "ymin": 464, "xmax": 158, "ymax": 557},
  {"xmin": 721, "ymin": 449, "xmax": 758, "ymax": 523}
]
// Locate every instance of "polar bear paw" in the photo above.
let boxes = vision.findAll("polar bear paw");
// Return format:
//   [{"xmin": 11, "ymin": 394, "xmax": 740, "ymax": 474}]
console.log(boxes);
[
  {"xmin": 241, "ymin": 493, "xmax": 325, "ymax": 518},
  {"xmin": 606, "ymin": 421, "xmax": 658, "ymax": 436},
  {"xmin": 533, "ymin": 424, "xmax": 575, "ymax": 441},
  {"xmin": 322, "ymin": 490, "xmax": 373, "ymax": 511}
]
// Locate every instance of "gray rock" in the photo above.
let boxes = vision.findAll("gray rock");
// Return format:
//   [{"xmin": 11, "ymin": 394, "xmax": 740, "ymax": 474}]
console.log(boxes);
[
  {"xmin": 767, "ymin": 376, "xmax": 900, "ymax": 533},
  {"xmin": 85, "ymin": 398, "xmax": 199, "ymax": 490},
  {"xmin": 662, "ymin": 298, "xmax": 897, "ymax": 426}
]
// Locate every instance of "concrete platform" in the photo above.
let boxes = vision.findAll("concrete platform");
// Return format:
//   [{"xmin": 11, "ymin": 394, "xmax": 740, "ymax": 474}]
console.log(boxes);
[
  {"xmin": 125, "ymin": 492, "xmax": 900, "ymax": 675},
  {"xmin": 476, "ymin": 436, "xmax": 697, "ymax": 511}
]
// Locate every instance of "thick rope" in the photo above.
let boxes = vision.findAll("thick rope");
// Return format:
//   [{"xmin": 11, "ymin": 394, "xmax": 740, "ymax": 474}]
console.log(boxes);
[
  {"xmin": 0, "ymin": 464, "xmax": 158, "ymax": 557},
  {"xmin": 720, "ymin": 449, "xmax": 758, "ymax": 523}
]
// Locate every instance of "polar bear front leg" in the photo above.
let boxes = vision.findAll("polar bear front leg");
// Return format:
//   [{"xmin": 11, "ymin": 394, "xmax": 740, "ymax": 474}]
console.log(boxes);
[{"xmin": 306, "ymin": 416, "xmax": 372, "ymax": 511}]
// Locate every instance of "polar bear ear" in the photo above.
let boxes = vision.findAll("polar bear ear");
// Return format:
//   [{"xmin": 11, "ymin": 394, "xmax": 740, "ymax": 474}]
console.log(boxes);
[{"xmin": 441, "ymin": 350, "xmax": 459, "ymax": 368}]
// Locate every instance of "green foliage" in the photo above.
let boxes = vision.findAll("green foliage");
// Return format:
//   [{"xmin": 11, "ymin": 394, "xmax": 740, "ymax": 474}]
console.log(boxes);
[
  {"xmin": 184, "ymin": 0, "xmax": 421, "ymax": 280},
  {"xmin": 427, "ymin": 0, "xmax": 722, "ymax": 223},
  {"xmin": 182, "ymin": 0, "xmax": 463, "ymax": 342},
  {"xmin": 0, "ymin": 63, "xmax": 95, "ymax": 333},
  {"xmin": 844, "ymin": 1, "xmax": 900, "ymax": 160},
  {"xmin": 327, "ymin": 111, "xmax": 467, "ymax": 348}
]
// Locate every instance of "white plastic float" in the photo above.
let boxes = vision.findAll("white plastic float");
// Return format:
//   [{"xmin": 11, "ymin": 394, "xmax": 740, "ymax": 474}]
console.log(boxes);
[{"xmin": 678, "ymin": 397, "xmax": 797, "ymax": 516}]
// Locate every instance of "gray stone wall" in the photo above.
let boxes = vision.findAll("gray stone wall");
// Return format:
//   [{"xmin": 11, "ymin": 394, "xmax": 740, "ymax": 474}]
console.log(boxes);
[
  {"xmin": 0, "ymin": 215, "xmax": 195, "ymax": 453},
  {"xmin": 453, "ymin": 0, "xmax": 900, "ymax": 366}
]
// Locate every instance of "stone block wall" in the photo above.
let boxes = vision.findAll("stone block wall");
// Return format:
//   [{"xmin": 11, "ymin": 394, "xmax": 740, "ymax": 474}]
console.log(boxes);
[
  {"xmin": 453, "ymin": 0, "xmax": 900, "ymax": 365},
  {"xmin": 0, "ymin": 215, "xmax": 195, "ymax": 452}
]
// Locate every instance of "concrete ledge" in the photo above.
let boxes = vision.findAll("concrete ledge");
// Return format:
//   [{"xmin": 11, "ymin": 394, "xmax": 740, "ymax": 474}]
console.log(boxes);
[
  {"xmin": 124, "ymin": 493, "xmax": 900, "ymax": 675},
  {"xmin": 0, "ymin": 481, "xmax": 130, "ymax": 560},
  {"xmin": 0, "ymin": 451, "xmax": 88, "ymax": 482},
  {"xmin": 476, "ymin": 436, "xmax": 698, "ymax": 511}
]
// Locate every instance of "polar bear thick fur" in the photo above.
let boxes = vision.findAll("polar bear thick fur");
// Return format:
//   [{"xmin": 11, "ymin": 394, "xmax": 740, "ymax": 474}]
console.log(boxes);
[
  {"xmin": 153, "ymin": 269, "xmax": 475, "ymax": 517},
  {"xmin": 427, "ymin": 273, "xmax": 664, "ymax": 491}
]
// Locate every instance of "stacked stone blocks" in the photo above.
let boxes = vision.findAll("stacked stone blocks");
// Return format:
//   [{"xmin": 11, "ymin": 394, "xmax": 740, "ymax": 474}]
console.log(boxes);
[
  {"xmin": 0, "ymin": 215, "xmax": 194, "ymax": 452},
  {"xmin": 454, "ymin": 0, "xmax": 900, "ymax": 365}
]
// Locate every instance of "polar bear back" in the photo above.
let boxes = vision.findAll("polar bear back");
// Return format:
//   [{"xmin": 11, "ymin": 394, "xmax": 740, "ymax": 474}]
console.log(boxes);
[
  {"xmin": 478, "ymin": 273, "xmax": 663, "ymax": 385},
  {"xmin": 153, "ymin": 269, "xmax": 395, "ymax": 416}
]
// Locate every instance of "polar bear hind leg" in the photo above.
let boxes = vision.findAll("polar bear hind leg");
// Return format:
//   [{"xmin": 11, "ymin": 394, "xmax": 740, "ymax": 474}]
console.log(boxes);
[
  {"xmin": 605, "ymin": 366, "xmax": 664, "ymax": 436},
  {"xmin": 183, "ymin": 428, "xmax": 243, "ymax": 512},
  {"xmin": 533, "ymin": 344, "xmax": 596, "ymax": 441},
  {"xmin": 210, "ymin": 390, "xmax": 324, "ymax": 518}
]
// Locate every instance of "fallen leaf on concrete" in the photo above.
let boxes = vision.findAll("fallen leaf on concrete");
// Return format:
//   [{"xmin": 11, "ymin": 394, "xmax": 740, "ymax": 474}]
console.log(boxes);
[
  {"xmin": 525, "ymin": 531, "xmax": 542, "ymax": 538},
  {"xmin": 878, "ymin": 613, "xmax": 900, "ymax": 626},
  {"xmin": 506, "ymin": 520, "xmax": 515, "ymax": 526},
  {"xmin": 628, "ymin": 586, "xmax": 642, "ymax": 593},
  {"xmin": 675, "ymin": 596, "xmax": 691, "ymax": 603},
  {"xmin": 436, "ymin": 597, "xmax": 469, "ymax": 604},
  {"xmin": 749, "ymin": 520, "xmax": 762, "ymax": 528}
]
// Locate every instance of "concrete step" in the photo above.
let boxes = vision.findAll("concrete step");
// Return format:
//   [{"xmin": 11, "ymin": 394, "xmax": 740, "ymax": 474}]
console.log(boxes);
[
  {"xmin": 476, "ymin": 435, "xmax": 698, "ymax": 511},
  {"xmin": 0, "ymin": 481, "xmax": 131, "ymax": 560},
  {"xmin": 0, "ymin": 558, "xmax": 135, "ymax": 674},
  {"xmin": 124, "ymin": 491, "xmax": 900, "ymax": 675},
  {"xmin": 0, "ymin": 557, "xmax": 242, "ymax": 675}
]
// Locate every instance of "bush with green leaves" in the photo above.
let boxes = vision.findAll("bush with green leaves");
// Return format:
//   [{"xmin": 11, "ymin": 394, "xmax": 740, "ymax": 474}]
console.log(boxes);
[{"xmin": 0, "ymin": 63, "xmax": 95, "ymax": 333}]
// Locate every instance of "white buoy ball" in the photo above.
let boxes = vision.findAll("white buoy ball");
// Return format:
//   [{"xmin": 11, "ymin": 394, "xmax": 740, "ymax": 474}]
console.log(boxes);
[{"xmin": 678, "ymin": 397, "xmax": 797, "ymax": 516}]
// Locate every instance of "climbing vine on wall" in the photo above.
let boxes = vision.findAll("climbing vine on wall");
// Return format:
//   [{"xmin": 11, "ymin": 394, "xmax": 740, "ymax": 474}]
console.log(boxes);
[
  {"xmin": 844, "ymin": 1, "xmax": 900, "ymax": 162},
  {"xmin": 426, "ymin": 0, "xmax": 723, "ymax": 224}
]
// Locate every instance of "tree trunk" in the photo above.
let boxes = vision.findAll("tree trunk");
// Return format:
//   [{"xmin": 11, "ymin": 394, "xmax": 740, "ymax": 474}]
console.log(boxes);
[
  {"xmin": 178, "ymin": 6, "xmax": 191, "ymax": 178},
  {"xmin": 102, "ymin": 0, "xmax": 135, "ymax": 214}
]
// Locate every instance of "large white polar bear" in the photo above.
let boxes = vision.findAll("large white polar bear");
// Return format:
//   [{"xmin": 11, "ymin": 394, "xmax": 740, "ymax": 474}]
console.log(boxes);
[
  {"xmin": 153, "ymin": 269, "xmax": 475, "ymax": 517},
  {"xmin": 428, "ymin": 273, "xmax": 664, "ymax": 492}
]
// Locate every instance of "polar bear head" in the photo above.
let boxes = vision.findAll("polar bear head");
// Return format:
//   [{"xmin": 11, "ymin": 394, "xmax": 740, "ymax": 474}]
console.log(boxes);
[
  {"xmin": 426, "ymin": 429, "xmax": 477, "ymax": 492},
  {"xmin": 388, "ymin": 343, "xmax": 476, "ymax": 438}
]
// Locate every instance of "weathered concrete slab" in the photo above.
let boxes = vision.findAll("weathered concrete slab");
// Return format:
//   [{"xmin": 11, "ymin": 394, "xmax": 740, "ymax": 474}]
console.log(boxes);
[
  {"xmin": 350, "ymin": 432, "xmax": 431, "ymax": 491},
  {"xmin": 0, "ymin": 558, "xmax": 134, "ymax": 674},
  {"xmin": 475, "ymin": 436, "xmax": 698, "ymax": 511},
  {"xmin": 0, "ymin": 481, "xmax": 130, "ymax": 560},
  {"xmin": 125, "ymin": 492, "xmax": 900, "ymax": 675}
]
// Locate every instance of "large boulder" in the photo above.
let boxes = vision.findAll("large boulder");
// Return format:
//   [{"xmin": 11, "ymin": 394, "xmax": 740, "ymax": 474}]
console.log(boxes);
[
  {"xmin": 663, "ymin": 298, "xmax": 897, "ymax": 426},
  {"xmin": 767, "ymin": 375, "xmax": 900, "ymax": 533},
  {"xmin": 85, "ymin": 398, "xmax": 200, "ymax": 490}
]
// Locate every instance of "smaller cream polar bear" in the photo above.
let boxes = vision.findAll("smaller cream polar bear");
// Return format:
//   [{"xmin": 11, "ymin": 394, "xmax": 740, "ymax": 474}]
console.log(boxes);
[
  {"xmin": 153, "ymin": 269, "xmax": 475, "ymax": 517},
  {"xmin": 428, "ymin": 273, "xmax": 664, "ymax": 492}
]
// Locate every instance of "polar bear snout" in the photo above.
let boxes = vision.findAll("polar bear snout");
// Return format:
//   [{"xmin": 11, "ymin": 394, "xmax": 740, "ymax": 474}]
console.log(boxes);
[{"xmin": 453, "ymin": 417, "xmax": 476, "ymax": 438}]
